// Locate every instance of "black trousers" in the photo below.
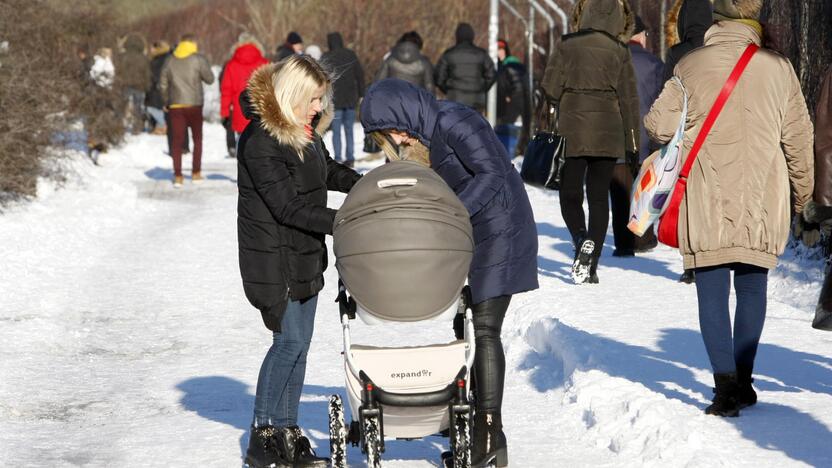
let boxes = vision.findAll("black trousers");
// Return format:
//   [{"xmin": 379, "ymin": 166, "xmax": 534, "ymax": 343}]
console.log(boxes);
[
  {"xmin": 610, "ymin": 164, "xmax": 658, "ymax": 252},
  {"xmin": 560, "ymin": 157, "xmax": 617, "ymax": 254},
  {"xmin": 471, "ymin": 295, "xmax": 511, "ymax": 412}
]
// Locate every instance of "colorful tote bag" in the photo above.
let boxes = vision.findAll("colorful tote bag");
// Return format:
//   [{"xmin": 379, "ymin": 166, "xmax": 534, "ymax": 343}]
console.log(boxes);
[{"xmin": 627, "ymin": 77, "xmax": 687, "ymax": 237}]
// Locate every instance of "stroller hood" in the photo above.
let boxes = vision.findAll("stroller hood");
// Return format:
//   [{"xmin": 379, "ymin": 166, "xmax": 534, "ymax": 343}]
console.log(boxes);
[{"xmin": 334, "ymin": 161, "xmax": 473, "ymax": 322}]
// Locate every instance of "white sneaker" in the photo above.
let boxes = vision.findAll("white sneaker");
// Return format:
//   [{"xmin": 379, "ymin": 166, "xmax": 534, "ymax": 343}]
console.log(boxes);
[{"xmin": 571, "ymin": 239, "xmax": 595, "ymax": 284}]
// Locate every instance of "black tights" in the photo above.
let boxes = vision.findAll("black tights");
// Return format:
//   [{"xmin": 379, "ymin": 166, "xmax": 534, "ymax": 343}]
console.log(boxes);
[
  {"xmin": 471, "ymin": 295, "xmax": 511, "ymax": 412},
  {"xmin": 559, "ymin": 157, "xmax": 617, "ymax": 253}
]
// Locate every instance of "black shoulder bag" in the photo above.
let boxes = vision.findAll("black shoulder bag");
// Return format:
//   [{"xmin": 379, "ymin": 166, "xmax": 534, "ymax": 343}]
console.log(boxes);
[{"xmin": 520, "ymin": 99, "xmax": 567, "ymax": 190}]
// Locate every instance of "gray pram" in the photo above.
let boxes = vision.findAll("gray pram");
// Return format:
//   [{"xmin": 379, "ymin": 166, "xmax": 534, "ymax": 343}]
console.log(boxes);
[{"xmin": 329, "ymin": 161, "xmax": 476, "ymax": 468}]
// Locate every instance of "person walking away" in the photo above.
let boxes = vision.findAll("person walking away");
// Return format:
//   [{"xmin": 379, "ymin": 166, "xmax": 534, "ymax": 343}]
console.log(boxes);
[
  {"xmin": 609, "ymin": 16, "xmax": 662, "ymax": 257},
  {"xmin": 321, "ymin": 32, "xmax": 364, "ymax": 168},
  {"xmin": 664, "ymin": 0, "xmax": 714, "ymax": 283},
  {"xmin": 362, "ymin": 79, "xmax": 539, "ymax": 468},
  {"xmin": 237, "ymin": 56, "xmax": 361, "ymax": 467},
  {"xmin": 146, "ymin": 41, "xmax": 170, "ymax": 135},
  {"xmin": 159, "ymin": 34, "xmax": 214, "ymax": 188},
  {"xmin": 542, "ymin": 0, "xmax": 639, "ymax": 284},
  {"xmin": 275, "ymin": 32, "xmax": 304, "ymax": 61},
  {"xmin": 495, "ymin": 39, "xmax": 529, "ymax": 158},
  {"xmin": 645, "ymin": 0, "xmax": 814, "ymax": 417},
  {"xmin": 376, "ymin": 31, "xmax": 435, "ymax": 94},
  {"xmin": 220, "ymin": 33, "xmax": 268, "ymax": 159},
  {"xmin": 115, "ymin": 33, "xmax": 151, "ymax": 135},
  {"xmin": 435, "ymin": 23, "xmax": 497, "ymax": 113}
]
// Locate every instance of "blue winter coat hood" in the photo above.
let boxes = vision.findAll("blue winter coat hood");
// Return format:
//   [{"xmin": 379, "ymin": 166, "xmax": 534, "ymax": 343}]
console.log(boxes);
[{"xmin": 360, "ymin": 79, "xmax": 441, "ymax": 145}]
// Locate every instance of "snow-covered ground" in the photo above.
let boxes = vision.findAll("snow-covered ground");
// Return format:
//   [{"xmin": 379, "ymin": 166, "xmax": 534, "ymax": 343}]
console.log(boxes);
[{"xmin": 1, "ymin": 123, "xmax": 831, "ymax": 467}]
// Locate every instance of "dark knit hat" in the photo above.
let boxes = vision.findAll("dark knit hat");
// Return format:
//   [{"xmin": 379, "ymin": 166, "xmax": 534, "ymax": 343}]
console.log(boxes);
[
  {"xmin": 713, "ymin": 0, "xmax": 763, "ymax": 21},
  {"xmin": 286, "ymin": 31, "xmax": 303, "ymax": 45},
  {"xmin": 633, "ymin": 15, "xmax": 647, "ymax": 35}
]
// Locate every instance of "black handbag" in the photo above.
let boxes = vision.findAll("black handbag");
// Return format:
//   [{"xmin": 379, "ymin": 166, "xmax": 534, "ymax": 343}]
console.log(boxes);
[{"xmin": 520, "ymin": 100, "xmax": 566, "ymax": 190}]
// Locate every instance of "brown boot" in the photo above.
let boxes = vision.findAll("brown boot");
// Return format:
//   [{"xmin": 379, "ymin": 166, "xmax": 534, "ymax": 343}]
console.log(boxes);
[{"xmin": 191, "ymin": 172, "xmax": 204, "ymax": 184}]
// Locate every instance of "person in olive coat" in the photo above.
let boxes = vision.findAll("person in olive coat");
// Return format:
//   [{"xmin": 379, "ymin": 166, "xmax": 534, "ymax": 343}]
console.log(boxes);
[
  {"xmin": 237, "ymin": 56, "xmax": 360, "ymax": 468},
  {"xmin": 361, "ymin": 78, "xmax": 538, "ymax": 468},
  {"xmin": 542, "ymin": 0, "xmax": 639, "ymax": 284}
]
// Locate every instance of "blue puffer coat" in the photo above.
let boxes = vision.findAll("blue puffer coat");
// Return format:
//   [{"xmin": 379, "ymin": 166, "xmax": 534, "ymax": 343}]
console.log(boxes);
[{"xmin": 360, "ymin": 79, "xmax": 538, "ymax": 304}]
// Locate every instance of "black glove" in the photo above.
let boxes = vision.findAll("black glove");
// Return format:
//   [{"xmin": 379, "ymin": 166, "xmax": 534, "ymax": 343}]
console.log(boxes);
[
  {"xmin": 795, "ymin": 214, "xmax": 822, "ymax": 247},
  {"xmin": 803, "ymin": 201, "xmax": 832, "ymax": 224},
  {"xmin": 626, "ymin": 151, "xmax": 640, "ymax": 177}
]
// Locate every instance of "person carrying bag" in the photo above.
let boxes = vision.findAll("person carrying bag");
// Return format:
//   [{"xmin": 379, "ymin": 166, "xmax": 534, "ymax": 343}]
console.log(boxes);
[{"xmin": 644, "ymin": 1, "xmax": 814, "ymax": 418}]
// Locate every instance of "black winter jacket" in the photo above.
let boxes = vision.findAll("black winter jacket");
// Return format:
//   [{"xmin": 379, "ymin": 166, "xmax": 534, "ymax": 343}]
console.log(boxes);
[
  {"xmin": 663, "ymin": 0, "xmax": 713, "ymax": 81},
  {"xmin": 237, "ymin": 64, "xmax": 360, "ymax": 331},
  {"xmin": 146, "ymin": 53, "xmax": 169, "ymax": 109},
  {"xmin": 496, "ymin": 57, "xmax": 528, "ymax": 126},
  {"xmin": 376, "ymin": 41, "xmax": 434, "ymax": 93},
  {"xmin": 321, "ymin": 33, "xmax": 365, "ymax": 109},
  {"xmin": 435, "ymin": 26, "xmax": 496, "ymax": 110}
]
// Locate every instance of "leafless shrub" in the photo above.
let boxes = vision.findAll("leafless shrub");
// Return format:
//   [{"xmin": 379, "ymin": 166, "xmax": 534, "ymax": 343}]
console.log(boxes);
[{"xmin": 0, "ymin": 0, "xmax": 124, "ymax": 203}]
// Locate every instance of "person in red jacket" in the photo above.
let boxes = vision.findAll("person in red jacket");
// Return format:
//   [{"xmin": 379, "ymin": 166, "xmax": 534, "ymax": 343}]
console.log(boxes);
[{"xmin": 220, "ymin": 34, "xmax": 269, "ymax": 154}]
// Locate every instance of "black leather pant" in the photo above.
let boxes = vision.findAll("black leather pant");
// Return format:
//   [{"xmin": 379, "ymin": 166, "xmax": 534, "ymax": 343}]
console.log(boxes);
[{"xmin": 471, "ymin": 295, "xmax": 511, "ymax": 412}]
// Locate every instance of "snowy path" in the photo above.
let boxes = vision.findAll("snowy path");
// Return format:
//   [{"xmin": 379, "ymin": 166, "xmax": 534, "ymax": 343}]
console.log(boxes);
[{"xmin": 1, "ymin": 123, "xmax": 831, "ymax": 467}]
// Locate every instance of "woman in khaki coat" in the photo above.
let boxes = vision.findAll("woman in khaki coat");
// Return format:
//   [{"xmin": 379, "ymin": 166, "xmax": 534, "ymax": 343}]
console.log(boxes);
[{"xmin": 645, "ymin": 0, "xmax": 814, "ymax": 417}]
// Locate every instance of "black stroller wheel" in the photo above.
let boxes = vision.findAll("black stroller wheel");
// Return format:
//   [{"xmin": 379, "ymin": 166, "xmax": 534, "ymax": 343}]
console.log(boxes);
[
  {"xmin": 451, "ymin": 411, "xmax": 472, "ymax": 468},
  {"xmin": 328, "ymin": 395, "xmax": 348, "ymax": 468},
  {"xmin": 363, "ymin": 415, "xmax": 383, "ymax": 468}
]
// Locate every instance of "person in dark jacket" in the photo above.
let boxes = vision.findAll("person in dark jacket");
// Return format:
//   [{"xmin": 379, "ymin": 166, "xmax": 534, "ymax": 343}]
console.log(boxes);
[
  {"xmin": 376, "ymin": 31, "xmax": 434, "ymax": 93},
  {"xmin": 237, "ymin": 56, "xmax": 360, "ymax": 468},
  {"xmin": 361, "ymin": 79, "xmax": 538, "ymax": 468},
  {"xmin": 542, "ymin": 0, "xmax": 639, "ymax": 284},
  {"xmin": 159, "ymin": 34, "xmax": 214, "ymax": 187},
  {"xmin": 146, "ymin": 41, "xmax": 170, "ymax": 134},
  {"xmin": 663, "ymin": 0, "xmax": 713, "ymax": 82},
  {"xmin": 275, "ymin": 31, "xmax": 304, "ymax": 61},
  {"xmin": 321, "ymin": 32, "xmax": 365, "ymax": 167},
  {"xmin": 115, "ymin": 33, "xmax": 151, "ymax": 134},
  {"xmin": 435, "ymin": 23, "xmax": 497, "ymax": 112},
  {"xmin": 664, "ymin": 0, "xmax": 713, "ymax": 284},
  {"xmin": 495, "ymin": 39, "xmax": 529, "ymax": 158},
  {"xmin": 609, "ymin": 16, "xmax": 663, "ymax": 257}
]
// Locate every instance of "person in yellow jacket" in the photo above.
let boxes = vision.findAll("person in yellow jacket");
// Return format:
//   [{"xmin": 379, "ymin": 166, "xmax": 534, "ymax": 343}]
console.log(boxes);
[
  {"xmin": 645, "ymin": 0, "xmax": 814, "ymax": 417},
  {"xmin": 159, "ymin": 34, "xmax": 215, "ymax": 187}
]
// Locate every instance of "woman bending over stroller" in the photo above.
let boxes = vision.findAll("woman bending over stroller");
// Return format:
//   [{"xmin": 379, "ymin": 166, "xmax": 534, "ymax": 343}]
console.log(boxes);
[
  {"xmin": 360, "ymin": 78, "xmax": 539, "ymax": 468},
  {"xmin": 236, "ymin": 56, "xmax": 361, "ymax": 467}
]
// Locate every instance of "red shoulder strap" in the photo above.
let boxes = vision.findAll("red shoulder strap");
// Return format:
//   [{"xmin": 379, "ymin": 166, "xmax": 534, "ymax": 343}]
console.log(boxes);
[{"xmin": 679, "ymin": 44, "xmax": 759, "ymax": 179}]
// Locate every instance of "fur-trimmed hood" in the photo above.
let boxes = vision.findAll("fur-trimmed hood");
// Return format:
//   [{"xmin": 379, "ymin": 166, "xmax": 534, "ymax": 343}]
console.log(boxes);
[
  {"xmin": 243, "ymin": 63, "xmax": 334, "ymax": 152},
  {"xmin": 571, "ymin": 0, "xmax": 635, "ymax": 42}
]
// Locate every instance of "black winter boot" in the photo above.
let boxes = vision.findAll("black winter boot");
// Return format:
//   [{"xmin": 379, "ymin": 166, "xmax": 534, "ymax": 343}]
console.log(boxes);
[
  {"xmin": 587, "ymin": 254, "xmax": 600, "ymax": 284},
  {"xmin": 679, "ymin": 269, "xmax": 695, "ymax": 284},
  {"xmin": 705, "ymin": 373, "xmax": 740, "ymax": 417},
  {"xmin": 736, "ymin": 365, "xmax": 757, "ymax": 409},
  {"xmin": 471, "ymin": 411, "xmax": 508, "ymax": 468},
  {"xmin": 245, "ymin": 426, "xmax": 292, "ymax": 468},
  {"xmin": 275, "ymin": 426, "xmax": 328, "ymax": 467}
]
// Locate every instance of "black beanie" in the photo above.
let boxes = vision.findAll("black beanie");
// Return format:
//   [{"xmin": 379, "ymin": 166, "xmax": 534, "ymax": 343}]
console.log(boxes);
[
  {"xmin": 287, "ymin": 32, "xmax": 303, "ymax": 45},
  {"xmin": 633, "ymin": 16, "xmax": 647, "ymax": 35}
]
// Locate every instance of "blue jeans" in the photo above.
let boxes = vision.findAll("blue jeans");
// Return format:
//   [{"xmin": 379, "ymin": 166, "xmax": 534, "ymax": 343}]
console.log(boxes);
[
  {"xmin": 253, "ymin": 296, "xmax": 318, "ymax": 427},
  {"xmin": 494, "ymin": 124, "xmax": 519, "ymax": 159},
  {"xmin": 331, "ymin": 107, "xmax": 355, "ymax": 162},
  {"xmin": 146, "ymin": 106, "xmax": 165, "ymax": 128},
  {"xmin": 695, "ymin": 263, "xmax": 768, "ymax": 374}
]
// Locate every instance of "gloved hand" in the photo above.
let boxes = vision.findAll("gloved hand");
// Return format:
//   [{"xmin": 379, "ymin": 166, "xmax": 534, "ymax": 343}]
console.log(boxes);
[
  {"xmin": 626, "ymin": 151, "xmax": 640, "ymax": 177},
  {"xmin": 795, "ymin": 214, "xmax": 822, "ymax": 247},
  {"xmin": 803, "ymin": 200, "xmax": 832, "ymax": 224}
]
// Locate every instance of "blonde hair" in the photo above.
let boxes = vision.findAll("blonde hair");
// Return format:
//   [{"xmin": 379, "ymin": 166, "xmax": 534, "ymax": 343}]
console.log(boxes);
[
  {"xmin": 272, "ymin": 55, "xmax": 333, "ymax": 156},
  {"xmin": 370, "ymin": 131, "xmax": 431, "ymax": 167}
]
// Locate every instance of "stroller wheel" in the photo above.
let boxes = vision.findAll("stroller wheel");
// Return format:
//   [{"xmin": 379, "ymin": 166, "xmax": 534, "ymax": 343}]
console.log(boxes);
[
  {"xmin": 451, "ymin": 410, "xmax": 472, "ymax": 468},
  {"xmin": 328, "ymin": 395, "xmax": 347, "ymax": 468},
  {"xmin": 363, "ymin": 414, "xmax": 383, "ymax": 468}
]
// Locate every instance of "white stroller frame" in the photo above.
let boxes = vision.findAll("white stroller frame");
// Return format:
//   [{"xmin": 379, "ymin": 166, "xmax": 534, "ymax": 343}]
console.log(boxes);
[{"xmin": 328, "ymin": 284, "xmax": 476, "ymax": 468}]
